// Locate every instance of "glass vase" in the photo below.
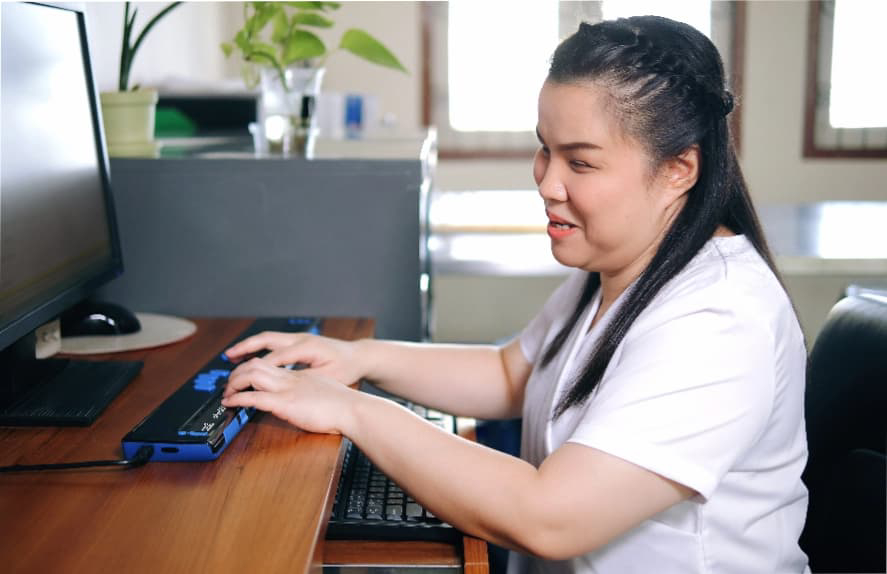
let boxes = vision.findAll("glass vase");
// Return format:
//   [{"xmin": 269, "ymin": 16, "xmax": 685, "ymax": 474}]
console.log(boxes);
[{"xmin": 258, "ymin": 66, "xmax": 325, "ymax": 157}]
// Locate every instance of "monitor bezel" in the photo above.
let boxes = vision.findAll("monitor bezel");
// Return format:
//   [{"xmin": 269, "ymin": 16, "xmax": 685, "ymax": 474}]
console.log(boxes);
[{"xmin": 0, "ymin": 1, "xmax": 124, "ymax": 352}]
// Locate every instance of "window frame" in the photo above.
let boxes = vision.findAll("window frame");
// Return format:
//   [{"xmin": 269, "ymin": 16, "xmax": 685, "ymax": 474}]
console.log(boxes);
[
  {"xmin": 803, "ymin": 0, "xmax": 887, "ymax": 159},
  {"xmin": 421, "ymin": 2, "xmax": 747, "ymax": 160}
]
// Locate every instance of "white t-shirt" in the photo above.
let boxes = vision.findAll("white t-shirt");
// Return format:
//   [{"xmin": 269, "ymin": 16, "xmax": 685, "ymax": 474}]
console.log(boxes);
[{"xmin": 510, "ymin": 235, "xmax": 810, "ymax": 574}]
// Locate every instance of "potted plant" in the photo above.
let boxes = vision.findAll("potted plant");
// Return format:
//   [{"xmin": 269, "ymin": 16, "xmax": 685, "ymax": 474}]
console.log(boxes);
[
  {"xmin": 221, "ymin": 1, "xmax": 407, "ymax": 154},
  {"xmin": 100, "ymin": 1, "xmax": 182, "ymax": 157}
]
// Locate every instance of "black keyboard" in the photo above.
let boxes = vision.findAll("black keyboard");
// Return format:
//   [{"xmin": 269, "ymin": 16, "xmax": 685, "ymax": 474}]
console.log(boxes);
[
  {"xmin": 0, "ymin": 358, "xmax": 143, "ymax": 426},
  {"xmin": 327, "ymin": 400, "xmax": 460, "ymax": 542}
]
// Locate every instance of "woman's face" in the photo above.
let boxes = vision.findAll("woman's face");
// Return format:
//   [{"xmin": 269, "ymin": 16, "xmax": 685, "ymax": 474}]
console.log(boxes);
[{"xmin": 534, "ymin": 80, "xmax": 690, "ymax": 279}]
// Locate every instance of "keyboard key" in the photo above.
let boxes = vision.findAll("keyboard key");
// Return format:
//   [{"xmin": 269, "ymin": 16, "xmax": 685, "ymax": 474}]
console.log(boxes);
[{"xmin": 406, "ymin": 503, "xmax": 423, "ymax": 520}]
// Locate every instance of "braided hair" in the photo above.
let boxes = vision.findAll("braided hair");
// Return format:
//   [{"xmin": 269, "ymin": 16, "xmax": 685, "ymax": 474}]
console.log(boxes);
[{"xmin": 542, "ymin": 16, "xmax": 781, "ymax": 417}]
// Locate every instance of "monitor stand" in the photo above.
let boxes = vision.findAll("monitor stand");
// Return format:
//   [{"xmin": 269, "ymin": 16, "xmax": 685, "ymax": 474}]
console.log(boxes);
[{"xmin": 0, "ymin": 330, "xmax": 142, "ymax": 426}]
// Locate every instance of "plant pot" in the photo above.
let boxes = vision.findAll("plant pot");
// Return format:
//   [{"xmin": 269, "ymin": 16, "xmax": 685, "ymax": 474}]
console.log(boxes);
[
  {"xmin": 99, "ymin": 89, "xmax": 159, "ymax": 158},
  {"xmin": 259, "ymin": 66, "xmax": 325, "ymax": 156}
]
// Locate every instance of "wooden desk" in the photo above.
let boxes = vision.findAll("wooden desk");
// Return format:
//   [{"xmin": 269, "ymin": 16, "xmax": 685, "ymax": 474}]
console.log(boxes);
[{"xmin": 0, "ymin": 318, "xmax": 487, "ymax": 573}]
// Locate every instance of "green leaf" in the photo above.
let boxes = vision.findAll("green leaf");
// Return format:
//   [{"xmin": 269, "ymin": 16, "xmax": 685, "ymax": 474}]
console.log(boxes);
[
  {"xmin": 339, "ymin": 29, "xmax": 407, "ymax": 73},
  {"xmin": 244, "ymin": 13, "xmax": 259, "ymax": 36},
  {"xmin": 234, "ymin": 29, "xmax": 252, "ymax": 53},
  {"xmin": 246, "ymin": 2, "xmax": 279, "ymax": 35},
  {"xmin": 241, "ymin": 63, "xmax": 261, "ymax": 89},
  {"xmin": 291, "ymin": 12, "xmax": 334, "ymax": 28},
  {"xmin": 123, "ymin": 2, "xmax": 182, "ymax": 90},
  {"xmin": 247, "ymin": 41, "xmax": 279, "ymax": 61},
  {"xmin": 284, "ymin": 2, "xmax": 328, "ymax": 10},
  {"xmin": 221, "ymin": 42, "xmax": 233, "ymax": 58},
  {"xmin": 271, "ymin": 11, "xmax": 289, "ymax": 43},
  {"xmin": 245, "ymin": 46, "xmax": 281, "ymax": 71},
  {"xmin": 282, "ymin": 29, "xmax": 326, "ymax": 64},
  {"xmin": 250, "ymin": 41, "xmax": 274, "ymax": 54}
]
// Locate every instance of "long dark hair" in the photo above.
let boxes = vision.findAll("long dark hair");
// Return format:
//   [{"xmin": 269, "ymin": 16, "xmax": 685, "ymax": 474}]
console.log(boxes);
[{"xmin": 542, "ymin": 16, "xmax": 782, "ymax": 417}]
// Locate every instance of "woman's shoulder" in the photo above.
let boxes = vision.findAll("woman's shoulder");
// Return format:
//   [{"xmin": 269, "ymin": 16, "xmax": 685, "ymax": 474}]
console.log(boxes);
[
  {"xmin": 639, "ymin": 235, "xmax": 794, "ymax": 332},
  {"xmin": 671, "ymin": 235, "xmax": 780, "ymax": 297}
]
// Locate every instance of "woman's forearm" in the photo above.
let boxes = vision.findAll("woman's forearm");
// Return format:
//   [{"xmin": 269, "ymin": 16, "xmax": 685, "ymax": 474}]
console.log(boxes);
[
  {"xmin": 351, "ymin": 338, "xmax": 528, "ymax": 419},
  {"xmin": 341, "ymin": 391, "xmax": 540, "ymax": 553}
]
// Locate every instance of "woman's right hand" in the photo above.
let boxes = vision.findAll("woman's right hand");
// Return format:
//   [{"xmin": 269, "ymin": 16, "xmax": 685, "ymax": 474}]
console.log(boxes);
[{"xmin": 224, "ymin": 331, "xmax": 367, "ymax": 386}]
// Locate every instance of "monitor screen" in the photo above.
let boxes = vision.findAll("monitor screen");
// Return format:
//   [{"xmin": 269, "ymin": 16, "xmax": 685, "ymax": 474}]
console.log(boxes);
[{"xmin": 0, "ymin": 2, "xmax": 122, "ymax": 353}]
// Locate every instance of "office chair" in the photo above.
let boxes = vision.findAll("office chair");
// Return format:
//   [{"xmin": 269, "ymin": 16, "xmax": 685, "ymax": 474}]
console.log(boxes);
[{"xmin": 800, "ymin": 290, "xmax": 887, "ymax": 573}]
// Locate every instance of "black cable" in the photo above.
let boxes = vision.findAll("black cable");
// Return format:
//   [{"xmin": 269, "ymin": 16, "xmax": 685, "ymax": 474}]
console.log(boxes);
[{"xmin": 0, "ymin": 445, "xmax": 154, "ymax": 473}]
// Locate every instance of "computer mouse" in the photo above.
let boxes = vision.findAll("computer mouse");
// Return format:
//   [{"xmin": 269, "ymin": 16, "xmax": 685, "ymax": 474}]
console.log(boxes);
[{"xmin": 60, "ymin": 301, "xmax": 142, "ymax": 337}]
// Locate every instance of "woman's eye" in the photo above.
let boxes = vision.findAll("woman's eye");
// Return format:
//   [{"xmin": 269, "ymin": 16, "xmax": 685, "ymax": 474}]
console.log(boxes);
[{"xmin": 570, "ymin": 159, "xmax": 592, "ymax": 169}]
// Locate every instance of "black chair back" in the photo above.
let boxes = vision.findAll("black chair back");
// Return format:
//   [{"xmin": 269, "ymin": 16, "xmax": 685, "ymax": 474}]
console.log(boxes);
[{"xmin": 800, "ymin": 292, "xmax": 887, "ymax": 573}]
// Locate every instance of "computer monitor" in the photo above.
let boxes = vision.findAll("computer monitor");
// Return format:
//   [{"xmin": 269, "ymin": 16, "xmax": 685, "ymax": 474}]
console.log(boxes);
[{"xmin": 0, "ymin": 2, "xmax": 130, "ymax": 420}]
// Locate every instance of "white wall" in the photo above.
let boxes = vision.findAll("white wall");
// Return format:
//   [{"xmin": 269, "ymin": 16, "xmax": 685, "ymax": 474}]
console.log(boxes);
[
  {"xmin": 84, "ymin": 2, "xmax": 241, "ymax": 92},
  {"xmin": 313, "ymin": 1, "xmax": 422, "ymax": 132}
]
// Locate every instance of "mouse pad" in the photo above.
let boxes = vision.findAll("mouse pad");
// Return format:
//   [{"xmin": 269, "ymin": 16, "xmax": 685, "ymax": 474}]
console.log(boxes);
[{"xmin": 60, "ymin": 313, "xmax": 197, "ymax": 354}]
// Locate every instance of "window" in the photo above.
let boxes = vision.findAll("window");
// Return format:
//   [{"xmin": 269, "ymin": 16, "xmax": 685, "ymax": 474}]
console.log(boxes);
[
  {"xmin": 423, "ymin": 1, "xmax": 745, "ymax": 158},
  {"xmin": 447, "ymin": 0, "xmax": 559, "ymax": 134},
  {"xmin": 803, "ymin": 0, "xmax": 887, "ymax": 157}
]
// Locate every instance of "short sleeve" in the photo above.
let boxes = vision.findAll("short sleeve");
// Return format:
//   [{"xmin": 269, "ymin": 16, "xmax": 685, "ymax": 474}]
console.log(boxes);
[
  {"xmin": 519, "ymin": 270, "xmax": 590, "ymax": 364},
  {"xmin": 566, "ymin": 281, "xmax": 777, "ymax": 499}
]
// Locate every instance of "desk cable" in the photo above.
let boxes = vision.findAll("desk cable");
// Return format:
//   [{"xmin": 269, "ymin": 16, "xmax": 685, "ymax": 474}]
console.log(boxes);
[{"xmin": 0, "ymin": 445, "xmax": 153, "ymax": 473}]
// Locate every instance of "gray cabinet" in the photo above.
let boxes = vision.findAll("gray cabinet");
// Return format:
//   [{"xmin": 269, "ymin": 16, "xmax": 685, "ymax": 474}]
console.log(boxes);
[{"xmin": 100, "ymin": 153, "xmax": 430, "ymax": 341}]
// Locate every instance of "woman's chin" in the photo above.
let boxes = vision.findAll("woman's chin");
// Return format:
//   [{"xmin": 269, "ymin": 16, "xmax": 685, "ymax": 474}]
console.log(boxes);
[{"xmin": 550, "ymin": 246, "xmax": 587, "ymax": 270}]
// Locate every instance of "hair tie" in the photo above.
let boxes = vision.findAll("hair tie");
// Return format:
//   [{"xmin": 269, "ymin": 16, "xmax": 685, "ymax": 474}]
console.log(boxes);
[{"xmin": 721, "ymin": 91, "xmax": 734, "ymax": 117}]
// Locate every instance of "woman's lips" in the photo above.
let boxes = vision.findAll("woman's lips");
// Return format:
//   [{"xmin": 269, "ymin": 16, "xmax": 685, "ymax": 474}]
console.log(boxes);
[{"xmin": 546, "ymin": 212, "xmax": 577, "ymax": 239}]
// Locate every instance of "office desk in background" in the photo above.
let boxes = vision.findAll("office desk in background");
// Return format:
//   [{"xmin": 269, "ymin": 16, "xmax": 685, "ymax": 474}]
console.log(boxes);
[{"xmin": 0, "ymin": 318, "xmax": 487, "ymax": 574}]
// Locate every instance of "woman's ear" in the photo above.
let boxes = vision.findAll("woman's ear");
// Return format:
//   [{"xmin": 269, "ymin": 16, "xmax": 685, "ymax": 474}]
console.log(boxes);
[{"xmin": 660, "ymin": 145, "xmax": 700, "ymax": 203}]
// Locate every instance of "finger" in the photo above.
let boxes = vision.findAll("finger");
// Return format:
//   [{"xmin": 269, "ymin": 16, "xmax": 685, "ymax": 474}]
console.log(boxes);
[
  {"xmin": 223, "ymin": 363, "xmax": 255, "ymax": 397},
  {"xmin": 223, "ymin": 336, "xmax": 269, "ymax": 361},
  {"xmin": 224, "ymin": 331, "xmax": 293, "ymax": 360},
  {"xmin": 224, "ymin": 358, "xmax": 278, "ymax": 396},
  {"xmin": 262, "ymin": 344, "xmax": 316, "ymax": 368},
  {"xmin": 223, "ymin": 389, "xmax": 303, "ymax": 430},
  {"xmin": 221, "ymin": 389, "xmax": 275, "ymax": 412}
]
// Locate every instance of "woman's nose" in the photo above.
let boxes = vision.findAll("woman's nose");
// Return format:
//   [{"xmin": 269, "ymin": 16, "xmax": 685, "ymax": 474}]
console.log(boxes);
[{"xmin": 537, "ymin": 168, "xmax": 567, "ymax": 202}]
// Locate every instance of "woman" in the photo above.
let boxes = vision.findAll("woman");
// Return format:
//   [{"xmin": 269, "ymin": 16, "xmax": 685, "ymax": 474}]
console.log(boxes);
[{"xmin": 223, "ymin": 16, "xmax": 809, "ymax": 574}]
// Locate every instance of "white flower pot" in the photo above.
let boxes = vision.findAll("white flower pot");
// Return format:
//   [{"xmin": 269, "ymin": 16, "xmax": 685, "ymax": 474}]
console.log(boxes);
[{"xmin": 99, "ymin": 89, "xmax": 159, "ymax": 158}]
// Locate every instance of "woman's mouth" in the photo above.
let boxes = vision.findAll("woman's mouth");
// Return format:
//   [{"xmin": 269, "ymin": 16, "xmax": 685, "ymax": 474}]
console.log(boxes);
[{"xmin": 546, "ymin": 213, "xmax": 577, "ymax": 238}]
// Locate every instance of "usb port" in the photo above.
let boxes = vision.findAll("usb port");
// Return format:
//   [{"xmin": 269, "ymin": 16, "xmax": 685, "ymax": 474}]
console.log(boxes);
[{"xmin": 208, "ymin": 427, "xmax": 227, "ymax": 453}]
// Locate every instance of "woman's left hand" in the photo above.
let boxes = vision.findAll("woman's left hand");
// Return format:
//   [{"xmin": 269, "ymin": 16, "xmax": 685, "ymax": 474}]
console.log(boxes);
[{"xmin": 222, "ymin": 357, "xmax": 358, "ymax": 435}]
